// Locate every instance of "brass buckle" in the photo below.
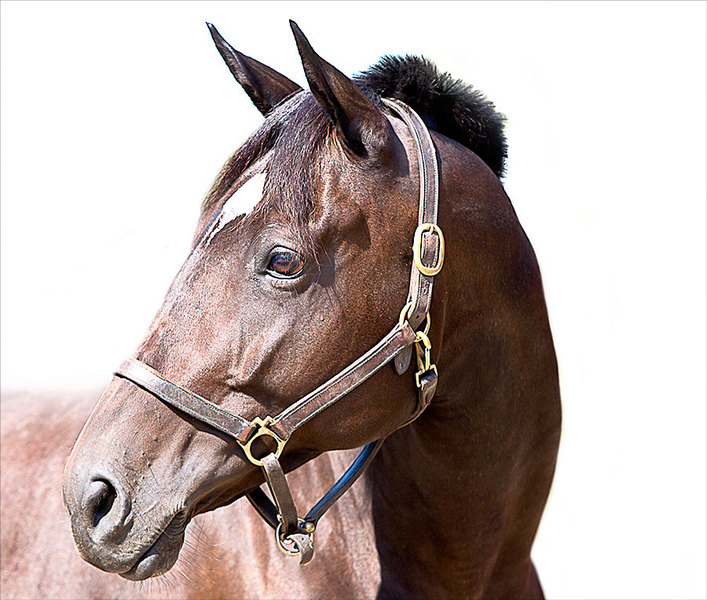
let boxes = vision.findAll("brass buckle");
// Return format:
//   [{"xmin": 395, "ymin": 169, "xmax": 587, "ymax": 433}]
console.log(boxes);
[
  {"xmin": 413, "ymin": 223, "xmax": 445, "ymax": 277},
  {"xmin": 240, "ymin": 416, "xmax": 287, "ymax": 467}
]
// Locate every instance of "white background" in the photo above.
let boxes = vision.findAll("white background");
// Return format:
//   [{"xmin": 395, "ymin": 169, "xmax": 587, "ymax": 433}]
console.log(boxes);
[{"xmin": 2, "ymin": 2, "xmax": 705, "ymax": 598}]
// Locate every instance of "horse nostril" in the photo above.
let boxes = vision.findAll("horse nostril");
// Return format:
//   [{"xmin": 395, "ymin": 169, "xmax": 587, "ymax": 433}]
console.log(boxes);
[
  {"xmin": 84, "ymin": 479, "xmax": 118, "ymax": 529},
  {"xmin": 78, "ymin": 474, "xmax": 133, "ymax": 546}
]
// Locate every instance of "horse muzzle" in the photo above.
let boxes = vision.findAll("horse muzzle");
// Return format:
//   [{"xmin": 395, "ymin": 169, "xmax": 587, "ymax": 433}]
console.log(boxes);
[{"xmin": 62, "ymin": 460, "xmax": 187, "ymax": 579}]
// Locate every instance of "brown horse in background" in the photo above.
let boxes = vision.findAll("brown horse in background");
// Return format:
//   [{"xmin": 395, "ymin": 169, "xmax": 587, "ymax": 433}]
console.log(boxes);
[
  {"xmin": 60, "ymin": 21, "xmax": 560, "ymax": 598},
  {"xmin": 1, "ymin": 392, "xmax": 382, "ymax": 598}
]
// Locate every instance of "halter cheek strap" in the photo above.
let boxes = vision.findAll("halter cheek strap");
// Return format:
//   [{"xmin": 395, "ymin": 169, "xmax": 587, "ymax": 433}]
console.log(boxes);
[
  {"xmin": 383, "ymin": 98, "xmax": 444, "ymax": 375},
  {"xmin": 114, "ymin": 98, "xmax": 443, "ymax": 565}
]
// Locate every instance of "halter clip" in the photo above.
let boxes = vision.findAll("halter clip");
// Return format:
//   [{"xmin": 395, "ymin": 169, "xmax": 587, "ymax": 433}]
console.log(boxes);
[{"xmin": 414, "ymin": 330, "xmax": 438, "ymax": 388}]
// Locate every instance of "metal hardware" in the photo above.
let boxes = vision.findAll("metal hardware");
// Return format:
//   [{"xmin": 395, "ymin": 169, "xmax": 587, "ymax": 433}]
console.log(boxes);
[
  {"xmin": 275, "ymin": 520, "xmax": 314, "ymax": 557},
  {"xmin": 301, "ymin": 520, "xmax": 316, "ymax": 534},
  {"xmin": 413, "ymin": 223, "xmax": 445, "ymax": 277},
  {"xmin": 275, "ymin": 522, "xmax": 301, "ymax": 556},
  {"xmin": 240, "ymin": 417, "xmax": 287, "ymax": 467},
  {"xmin": 414, "ymin": 331, "xmax": 432, "ymax": 371},
  {"xmin": 414, "ymin": 330, "xmax": 438, "ymax": 388},
  {"xmin": 398, "ymin": 301, "xmax": 414, "ymax": 329},
  {"xmin": 415, "ymin": 364, "xmax": 438, "ymax": 388},
  {"xmin": 398, "ymin": 301, "xmax": 431, "ymax": 334}
]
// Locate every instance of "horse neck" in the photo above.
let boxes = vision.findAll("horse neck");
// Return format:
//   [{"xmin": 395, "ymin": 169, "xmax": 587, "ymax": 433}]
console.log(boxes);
[
  {"xmin": 367, "ymin": 382, "xmax": 509, "ymax": 598},
  {"xmin": 366, "ymin": 184, "xmax": 561, "ymax": 597},
  {"xmin": 368, "ymin": 357, "xmax": 556, "ymax": 599}
]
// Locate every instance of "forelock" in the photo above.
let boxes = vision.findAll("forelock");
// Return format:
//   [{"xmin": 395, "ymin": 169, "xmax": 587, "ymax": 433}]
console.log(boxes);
[{"xmin": 202, "ymin": 92, "xmax": 333, "ymax": 252}]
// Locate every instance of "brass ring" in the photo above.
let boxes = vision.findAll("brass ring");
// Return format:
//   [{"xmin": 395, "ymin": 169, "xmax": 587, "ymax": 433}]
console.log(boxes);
[
  {"xmin": 414, "ymin": 330, "xmax": 432, "ymax": 349},
  {"xmin": 398, "ymin": 302, "xmax": 414, "ymax": 329},
  {"xmin": 275, "ymin": 523, "xmax": 300, "ymax": 557},
  {"xmin": 240, "ymin": 417, "xmax": 287, "ymax": 467},
  {"xmin": 397, "ymin": 302, "xmax": 431, "ymax": 335}
]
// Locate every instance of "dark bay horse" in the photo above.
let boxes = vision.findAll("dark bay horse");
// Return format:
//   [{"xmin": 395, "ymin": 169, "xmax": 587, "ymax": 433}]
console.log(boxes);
[{"xmin": 62, "ymin": 21, "xmax": 561, "ymax": 599}]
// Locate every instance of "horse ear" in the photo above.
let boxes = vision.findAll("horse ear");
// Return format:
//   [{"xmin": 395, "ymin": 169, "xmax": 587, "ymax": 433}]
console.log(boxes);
[
  {"xmin": 207, "ymin": 23, "xmax": 302, "ymax": 116},
  {"xmin": 289, "ymin": 20, "xmax": 389, "ymax": 156}
]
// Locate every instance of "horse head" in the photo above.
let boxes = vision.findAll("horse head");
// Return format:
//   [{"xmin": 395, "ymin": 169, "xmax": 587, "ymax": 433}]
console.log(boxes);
[
  {"xmin": 64, "ymin": 22, "xmax": 430, "ymax": 578},
  {"xmin": 63, "ymin": 22, "xmax": 558, "ymax": 595}
]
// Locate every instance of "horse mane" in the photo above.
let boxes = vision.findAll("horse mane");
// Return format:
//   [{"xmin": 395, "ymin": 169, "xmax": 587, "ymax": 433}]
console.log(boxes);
[
  {"xmin": 355, "ymin": 55, "xmax": 507, "ymax": 178},
  {"xmin": 203, "ymin": 55, "xmax": 507, "ymax": 221}
]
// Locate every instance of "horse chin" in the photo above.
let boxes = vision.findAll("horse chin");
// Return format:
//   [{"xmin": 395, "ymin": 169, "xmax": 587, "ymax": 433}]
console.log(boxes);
[{"xmin": 119, "ymin": 511, "xmax": 189, "ymax": 581}]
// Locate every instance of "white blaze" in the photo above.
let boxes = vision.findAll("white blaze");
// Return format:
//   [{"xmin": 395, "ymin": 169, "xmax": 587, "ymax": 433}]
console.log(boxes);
[{"xmin": 204, "ymin": 171, "xmax": 267, "ymax": 246}]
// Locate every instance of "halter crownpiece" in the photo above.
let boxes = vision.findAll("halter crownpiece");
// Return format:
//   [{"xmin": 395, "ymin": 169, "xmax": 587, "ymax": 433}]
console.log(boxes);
[{"xmin": 114, "ymin": 98, "xmax": 444, "ymax": 565}]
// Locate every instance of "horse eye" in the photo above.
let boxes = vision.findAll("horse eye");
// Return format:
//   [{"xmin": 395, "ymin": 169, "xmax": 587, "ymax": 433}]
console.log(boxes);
[{"xmin": 266, "ymin": 250, "xmax": 303, "ymax": 278}]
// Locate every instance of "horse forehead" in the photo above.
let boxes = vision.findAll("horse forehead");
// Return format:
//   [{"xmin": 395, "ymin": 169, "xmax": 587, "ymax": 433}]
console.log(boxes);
[{"xmin": 204, "ymin": 171, "xmax": 267, "ymax": 247}]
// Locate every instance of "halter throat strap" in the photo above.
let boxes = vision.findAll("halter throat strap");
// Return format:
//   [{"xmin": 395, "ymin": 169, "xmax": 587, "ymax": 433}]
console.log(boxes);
[{"xmin": 113, "ymin": 98, "xmax": 443, "ymax": 565}]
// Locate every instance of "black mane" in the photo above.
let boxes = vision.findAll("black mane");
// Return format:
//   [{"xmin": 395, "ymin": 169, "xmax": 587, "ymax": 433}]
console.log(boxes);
[
  {"xmin": 355, "ymin": 55, "xmax": 507, "ymax": 178},
  {"xmin": 203, "ymin": 55, "xmax": 508, "ymax": 226}
]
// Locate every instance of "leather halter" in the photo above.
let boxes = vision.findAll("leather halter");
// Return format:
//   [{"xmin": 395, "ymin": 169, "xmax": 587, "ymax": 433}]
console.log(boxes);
[{"xmin": 114, "ymin": 98, "xmax": 444, "ymax": 564}]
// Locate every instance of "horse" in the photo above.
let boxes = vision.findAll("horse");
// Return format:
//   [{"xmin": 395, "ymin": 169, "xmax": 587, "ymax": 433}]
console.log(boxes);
[
  {"xmin": 2, "ymin": 391, "xmax": 208, "ymax": 599},
  {"xmin": 1, "ymin": 392, "xmax": 379, "ymax": 598},
  {"xmin": 62, "ymin": 21, "xmax": 561, "ymax": 599}
]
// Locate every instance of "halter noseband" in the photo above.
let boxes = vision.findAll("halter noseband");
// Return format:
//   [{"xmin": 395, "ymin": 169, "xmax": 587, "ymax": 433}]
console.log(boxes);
[{"xmin": 114, "ymin": 99, "xmax": 444, "ymax": 564}]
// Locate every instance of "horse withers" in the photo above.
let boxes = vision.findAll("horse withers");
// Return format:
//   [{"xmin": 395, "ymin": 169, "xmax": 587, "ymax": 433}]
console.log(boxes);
[{"xmin": 63, "ymin": 21, "xmax": 561, "ymax": 598}]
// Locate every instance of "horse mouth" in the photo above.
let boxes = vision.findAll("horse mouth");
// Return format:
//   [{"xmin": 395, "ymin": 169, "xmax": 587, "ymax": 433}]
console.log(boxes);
[{"xmin": 120, "ymin": 511, "xmax": 190, "ymax": 581}]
